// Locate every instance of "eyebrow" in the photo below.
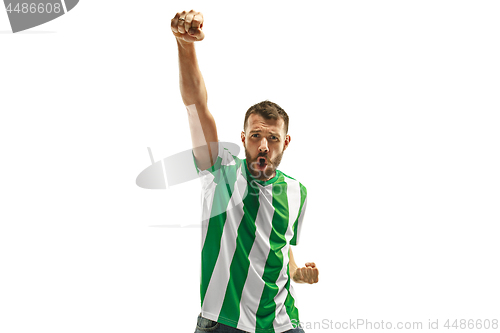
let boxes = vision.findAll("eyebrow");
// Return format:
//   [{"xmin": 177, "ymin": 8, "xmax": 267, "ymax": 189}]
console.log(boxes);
[{"xmin": 249, "ymin": 130, "xmax": 281, "ymax": 139}]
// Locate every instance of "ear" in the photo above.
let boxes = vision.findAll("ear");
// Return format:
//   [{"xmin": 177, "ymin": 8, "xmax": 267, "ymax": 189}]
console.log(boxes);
[
  {"xmin": 283, "ymin": 134, "xmax": 291, "ymax": 151},
  {"xmin": 241, "ymin": 131, "xmax": 246, "ymax": 148}
]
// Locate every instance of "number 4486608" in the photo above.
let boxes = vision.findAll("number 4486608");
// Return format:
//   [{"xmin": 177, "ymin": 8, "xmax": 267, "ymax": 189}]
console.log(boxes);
[
  {"xmin": 444, "ymin": 319, "xmax": 498, "ymax": 329},
  {"xmin": 6, "ymin": 3, "xmax": 62, "ymax": 14}
]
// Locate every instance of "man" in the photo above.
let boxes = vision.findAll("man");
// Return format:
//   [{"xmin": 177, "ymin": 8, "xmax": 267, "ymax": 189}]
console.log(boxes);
[{"xmin": 171, "ymin": 9, "xmax": 319, "ymax": 333}]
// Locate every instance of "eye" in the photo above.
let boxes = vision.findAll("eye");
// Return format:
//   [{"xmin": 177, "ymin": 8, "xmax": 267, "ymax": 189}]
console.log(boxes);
[
  {"xmin": 251, "ymin": 134, "xmax": 259, "ymax": 138},
  {"xmin": 270, "ymin": 136, "xmax": 278, "ymax": 140}
]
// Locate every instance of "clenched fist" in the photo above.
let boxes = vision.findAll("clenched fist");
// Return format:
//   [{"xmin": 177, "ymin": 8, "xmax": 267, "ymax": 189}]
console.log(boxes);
[
  {"xmin": 171, "ymin": 10, "xmax": 205, "ymax": 43},
  {"xmin": 293, "ymin": 262, "xmax": 319, "ymax": 284}
]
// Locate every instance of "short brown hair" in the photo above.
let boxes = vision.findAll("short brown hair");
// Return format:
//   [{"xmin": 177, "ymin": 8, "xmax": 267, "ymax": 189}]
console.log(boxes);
[{"xmin": 243, "ymin": 100, "xmax": 289, "ymax": 134}]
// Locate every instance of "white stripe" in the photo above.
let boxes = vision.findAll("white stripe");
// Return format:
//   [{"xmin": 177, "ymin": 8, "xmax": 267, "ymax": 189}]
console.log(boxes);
[
  {"xmin": 221, "ymin": 147, "xmax": 236, "ymax": 166},
  {"xmin": 289, "ymin": 283, "xmax": 299, "ymax": 317},
  {"xmin": 199, "ymin": 177, "xmax": 216, "ymax": 300},
  {"xmin": 201, "ymin": 167, "xmax": 248, "ymax": 315},
  {"xmin": 200, "ymin": 171, "xmax": 216, "ymax": 249},
  {"xmin": 272, "ymin": 178, "xmax": 301, "ymax": 330},
  {"xmin": 199, "ymin": 145, "xmax": 235, "ymax": 248},
  {"xmin": 295, "ymin": 197, "xmax": 307, "ymax": 245},
  {"xmin": 237, "ymin": 184, "xmax": 275, "ymax": 331}
]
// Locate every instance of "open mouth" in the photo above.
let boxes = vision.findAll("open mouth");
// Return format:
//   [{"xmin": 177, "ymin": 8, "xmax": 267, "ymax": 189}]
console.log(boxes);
[{"xmin": 256, "ymin": 156, "xmax": 267, "ymax": 170}]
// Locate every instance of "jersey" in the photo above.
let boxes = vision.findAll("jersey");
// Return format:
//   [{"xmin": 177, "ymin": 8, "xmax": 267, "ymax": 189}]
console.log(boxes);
[{"xmin": 193, "ymin": 142, "xmax": 308, "ymax": 333}]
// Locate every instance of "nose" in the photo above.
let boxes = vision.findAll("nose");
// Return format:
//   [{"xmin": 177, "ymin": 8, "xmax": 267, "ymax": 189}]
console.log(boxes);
[{"xmin": 258, "ymin": 137, "xmax": 269, "ymax": 153}]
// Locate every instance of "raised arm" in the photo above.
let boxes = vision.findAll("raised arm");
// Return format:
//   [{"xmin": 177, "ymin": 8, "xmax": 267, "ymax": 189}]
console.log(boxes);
[{"xmin": 171, "ymin": 10, "xmax": 218, "ymax": 171}]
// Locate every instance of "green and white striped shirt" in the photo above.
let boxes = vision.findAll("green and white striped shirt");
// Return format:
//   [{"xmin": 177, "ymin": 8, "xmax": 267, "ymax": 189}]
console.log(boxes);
[{"xmin": 194, "ymin": 143, "xmax": 307, "ymax": 333}]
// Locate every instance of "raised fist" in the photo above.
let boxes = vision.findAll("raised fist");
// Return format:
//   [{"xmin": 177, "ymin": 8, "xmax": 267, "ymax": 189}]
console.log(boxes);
[
  {"xmin": 171, "ymin": 10, "xmax": 205, "ymax": 43},
  {"xmin": 293, "ymin": 262, "xmax": 319, "ymax": 284}
]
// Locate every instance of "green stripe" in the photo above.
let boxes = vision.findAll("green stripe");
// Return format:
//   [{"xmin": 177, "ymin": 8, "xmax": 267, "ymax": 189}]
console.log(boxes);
[
  {"xmin": 283, "ymin": 249, "xmax": 300, "ymax": 324},
  {"xmin": 200, "ymin": 162, "xmax": 240, "ymax": 304},
  {"xmin": 290, "ymin": 184, "xmax": 306, "ymax": 246},
  {"xmin": 218, "ymin": 178, "xmax": 261, "ymax": 322},
  {"xmin": 255, "ymin": 176, "xmax": 288, "ymax": 332}
]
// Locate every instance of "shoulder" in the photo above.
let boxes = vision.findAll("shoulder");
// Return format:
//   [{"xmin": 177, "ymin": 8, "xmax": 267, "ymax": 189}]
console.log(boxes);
[
  {"xmin": 220, "ymin": 145, "xmax": 241, "ymax": 167},
  {"xmin": 198, "ymin": 142, "xmax": 243, "ymax": 176},
  {"xmin": 279, "ymin": 170, "xmax": 307, "ymax": 196}
]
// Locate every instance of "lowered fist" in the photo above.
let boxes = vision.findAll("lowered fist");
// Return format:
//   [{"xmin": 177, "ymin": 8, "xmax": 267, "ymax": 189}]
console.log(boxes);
[
  {"xmin": 293, "ymin": 262, "xmax": 319, "ymax": 284},
  {"xmin": 171, "ymin": 10, "xmax": 205, "ymax": 43}
]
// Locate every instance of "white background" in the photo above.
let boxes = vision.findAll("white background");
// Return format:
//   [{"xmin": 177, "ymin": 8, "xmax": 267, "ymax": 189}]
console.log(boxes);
[{"xmin": 1, "ymin": 1, "xmax": 499, "ymax": 332}]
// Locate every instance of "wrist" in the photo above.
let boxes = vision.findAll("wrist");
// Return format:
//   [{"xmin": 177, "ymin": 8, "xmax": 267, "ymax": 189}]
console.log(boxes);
[
  {"xmin": 176, "ymin": 37, "xmax": 195, "ymax": 49},
  {"xmin": 292, "ymin": 274, "xmax": 304, "ymax": 284},
  {"xmin": 290, "ymin": 266, "xmax": 299, "ymax": 282}
]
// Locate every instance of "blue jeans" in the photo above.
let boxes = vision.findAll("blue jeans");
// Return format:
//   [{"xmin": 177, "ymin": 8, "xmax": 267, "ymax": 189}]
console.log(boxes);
[{"xmin": 194, "ymin": 313, "xmax": 306, "ymax": 333}]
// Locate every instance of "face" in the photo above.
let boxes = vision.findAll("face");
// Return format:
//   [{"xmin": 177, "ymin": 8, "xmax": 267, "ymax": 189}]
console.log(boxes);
[{"xmin": 241, "ymin": 113, "xmax": 291, "ymax": 181}]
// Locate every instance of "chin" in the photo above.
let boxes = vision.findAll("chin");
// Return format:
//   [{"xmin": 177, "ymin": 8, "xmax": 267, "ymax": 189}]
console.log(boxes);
[{"xmin": 244, "ymin": 149, "xmax": 284, "ymax": 179}]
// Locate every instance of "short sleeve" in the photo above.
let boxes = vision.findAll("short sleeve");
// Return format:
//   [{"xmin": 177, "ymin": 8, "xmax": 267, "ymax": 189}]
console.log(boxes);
[
  {"xmin": 192, "ymin": 142, "xmax": 224, "ymax": 177},
  {"xmin": 192, "ymin": 142, "xmax": 240, "ymax": 190}
]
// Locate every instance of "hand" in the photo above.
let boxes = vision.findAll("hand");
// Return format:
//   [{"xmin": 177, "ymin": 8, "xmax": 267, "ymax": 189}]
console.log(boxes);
[
  {"xmin": 293, "ymin": 262, "xmax": 319, "ymax": 284},
  {"xmin": 171, "ymin": 10, "xmax": 205, "ymax": 44}
]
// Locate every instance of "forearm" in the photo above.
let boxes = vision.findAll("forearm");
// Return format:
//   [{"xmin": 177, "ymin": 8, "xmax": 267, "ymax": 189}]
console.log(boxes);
[{"xmin": 177, "ymin": 39, "xmax": 208, "ymax": 106}]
